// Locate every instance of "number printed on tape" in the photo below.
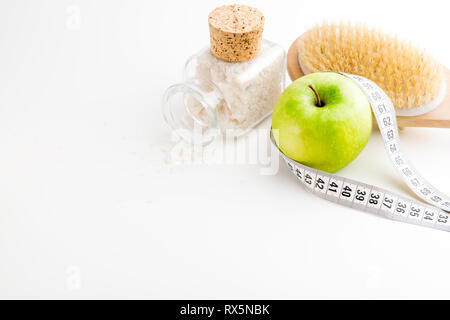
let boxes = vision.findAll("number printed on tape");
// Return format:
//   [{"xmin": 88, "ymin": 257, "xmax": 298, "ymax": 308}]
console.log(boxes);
[
  {"xmin": 381, "ymin": 115, "xmax": 393, "ymax": 128},
  {"xmin": 430, "ymin": 193, "xmax": 443, "ymax": 205},
  {"xmin": 388, "ymin": 141, "xmax": 399, "ymax": 155},
  {"xmin": 353, "ymin": 186, "xmax": 371, "ymax": 206},
  {"xmin": 314, "ymin": 175, "xmax": 330, "ymax": 194},
  {"xmin": 294, "ymin": 166, "xmax": 304, "ymax": 181},
  {"xmin": 382, "ymin": 127, "xmax": 396, "ymax": 142},
  {"xmin": 340, "ymin": 182, "xmax": 356, "ymax": 202},
  {"xmin": 381, "ymin": 194, "xmax": 398, "ymax": 216},
  {"xmin": 394, "ymin": 199, "xmax": 411, "ymax": 220},
  {"xmin": 286, "ymin": 161, "xmax": 294, "ymax": 172},
  {"xmin": 423, "ymin": 208, "xmax": 438, "ymax": 225},
  {"xmin": 437, "ymin": 213, "xmax": 450, "ymax": 228},
  {"xmin": 304, "ymin": 170, "xmax": 316, "ymax": 189},
  {"xmin": 367, "ymin": 190, "xmax": 384, "ymax": 211},
  {"xmin": 326, "ymin": 178, "xmax": 343, "ymax": 199},
  {"xmin": 407, "ymin": 204, "xmax": 425, "ymax": 223},
  {"xmin": 377, "ymin": 103, "xmax": 388, "ymax": 115},
  {"xmin": 410, "ymin": 177, "xmax": 422, "ymax": 188}
]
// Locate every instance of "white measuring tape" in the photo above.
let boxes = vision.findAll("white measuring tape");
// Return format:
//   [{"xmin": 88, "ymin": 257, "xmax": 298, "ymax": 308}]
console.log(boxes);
[{"xmin": 271, "ymin": 73, "xmax": 450, "ymax": 232}]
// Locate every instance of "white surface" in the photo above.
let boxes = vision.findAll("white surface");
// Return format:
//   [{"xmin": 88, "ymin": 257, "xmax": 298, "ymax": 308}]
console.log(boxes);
[{"xmin": 1, "ymin": 0, "xmax": 450, "ymax": 299}]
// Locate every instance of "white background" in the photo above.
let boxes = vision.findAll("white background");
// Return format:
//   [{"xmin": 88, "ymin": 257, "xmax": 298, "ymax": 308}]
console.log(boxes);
[{"xmin": 1, "ymin": 0, "xmax": 450, "ymax": 299}]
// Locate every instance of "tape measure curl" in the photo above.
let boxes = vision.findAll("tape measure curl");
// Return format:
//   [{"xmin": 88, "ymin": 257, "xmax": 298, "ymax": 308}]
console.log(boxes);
[{"xmin": 271, "ymin": 73, "xmax": 450, "ymax": 232}]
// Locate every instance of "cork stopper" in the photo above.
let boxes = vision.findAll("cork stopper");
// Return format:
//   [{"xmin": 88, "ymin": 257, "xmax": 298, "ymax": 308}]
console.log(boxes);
[{"xmin": 208, "ymin": 4, "xmax": 265, "ymax": 62}]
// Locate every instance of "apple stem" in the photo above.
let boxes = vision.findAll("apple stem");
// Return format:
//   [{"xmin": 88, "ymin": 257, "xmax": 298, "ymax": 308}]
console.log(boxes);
[{"xmin": 308, "ymin": 85, "xmax": 324, "ymax": 107}]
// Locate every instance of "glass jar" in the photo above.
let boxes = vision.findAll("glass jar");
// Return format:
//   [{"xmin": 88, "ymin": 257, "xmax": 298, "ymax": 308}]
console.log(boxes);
[{"xmin": 162, "ymin": 40, "xmax": 286, "ymax": 145}]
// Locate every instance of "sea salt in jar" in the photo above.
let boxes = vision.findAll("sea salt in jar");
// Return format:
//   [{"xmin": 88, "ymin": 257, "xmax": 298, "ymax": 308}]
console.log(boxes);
[{"xmin": 162, "ymin": 5, "xmax": 285, "ymax": 145}]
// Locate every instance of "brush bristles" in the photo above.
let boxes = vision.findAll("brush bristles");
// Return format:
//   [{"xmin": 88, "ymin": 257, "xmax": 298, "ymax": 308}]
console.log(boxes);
[{"xmin": 298, "ymin": 22, "xmax": 444, "ymax": 110}]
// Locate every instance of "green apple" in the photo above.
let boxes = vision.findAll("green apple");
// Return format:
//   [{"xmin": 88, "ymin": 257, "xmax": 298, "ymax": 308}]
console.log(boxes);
[{"xmin": 272, "ymin": 72, "xmax": 372, "ymax": 173}]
